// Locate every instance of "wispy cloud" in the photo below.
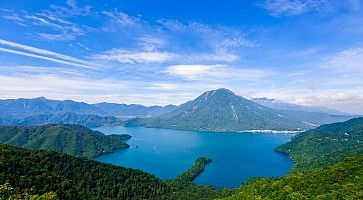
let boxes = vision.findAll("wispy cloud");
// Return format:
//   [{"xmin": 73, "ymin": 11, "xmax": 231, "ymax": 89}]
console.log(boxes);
[
  {"xmin": 158, "ymin": 19, "xmax": 259, "ymax": 50},
  {"xmin": 262, "ymin": 0, "xmax": 328, "ymax": 16},
  {"xmin": 50, "ymin": 0, "xmax": 91, "ymax": 17},
  {"xmin": 322, "ymin": 47, "xmax": 363, "ymax": 71},
  {"xmin": 91, "ymin": 49, "xmax": 175, "ymax": 64},
  {"xmin": 0, "ymin": 38, "xmax": 98, "ymax": 69},
  {"xmin": 0, "ymin": 2, "xmax": 91, "ymax": 41},
  {"xmin": 102, "ymin": 10, "xmax": 140, "ymax": 27}
]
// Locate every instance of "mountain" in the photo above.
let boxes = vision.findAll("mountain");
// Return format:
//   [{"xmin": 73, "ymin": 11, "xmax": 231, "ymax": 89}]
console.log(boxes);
[
  {"xmin": 0, "ymin": 124, "xmax": 130, "ymax": 158},
  {"xmin": 126, "ymin": 88, "xmax": 314, "ymax": 131},
  {"xmin": 0, "ymin": 97, "xmax": 106, "ymax": 118},
  {"xmin": 0, "ymin": 113, "xmax": 126, "ymax": 127},
  {"xmin": 251, "ymin": 97, "xmax": 350, "ymax": 115},
  {"xmin": 276, "ymin": 117, "xmax": 363, "ymax": 171},
  {"xmin": 93, "ymin": 102, "xmax": 177, "ymax": 117},
  {"xmin": 251, "ymin": 97, "xmax": 355, "ymax": 126},
  {"xmin": 272, "ymin": 109, "xmax": 354, "ymax": 127},
  {"xmin": 0, "ymin": 97, "xmax": 177, "ymax": 119}
]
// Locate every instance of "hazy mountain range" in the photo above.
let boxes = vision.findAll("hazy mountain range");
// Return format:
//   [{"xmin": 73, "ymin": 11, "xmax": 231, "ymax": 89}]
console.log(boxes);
[
  {"xmin": 125, "ymin": 88, "xmax": 354, "ymax": 131},
  {"xmin": 0, "ymin": 97, "xmax": 176, "ymax": 119},
  {"xmin": 251, "ymin": 97, "xmax": 350, "ymax": 116},
  {"xmin": 0, "ymin": 89, "xmax": 355, "ymax": 131}
]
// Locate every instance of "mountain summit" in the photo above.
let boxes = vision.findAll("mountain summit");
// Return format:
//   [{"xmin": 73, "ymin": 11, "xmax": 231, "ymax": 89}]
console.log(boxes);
[{"xmin": 130, "ymin": 88, "xmax": 312, "ymax": 131}]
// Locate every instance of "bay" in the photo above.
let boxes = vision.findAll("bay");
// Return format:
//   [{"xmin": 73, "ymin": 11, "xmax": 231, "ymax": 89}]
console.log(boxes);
[{"xmin": 94, "ymin": 126, "xmax": 293, "ymax": 188}]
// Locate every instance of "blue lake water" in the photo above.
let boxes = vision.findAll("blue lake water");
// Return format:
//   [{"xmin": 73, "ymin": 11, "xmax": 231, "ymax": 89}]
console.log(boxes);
[{"xmin": 94, "ymin": 126, "xmax": 294, "ymax": 188}]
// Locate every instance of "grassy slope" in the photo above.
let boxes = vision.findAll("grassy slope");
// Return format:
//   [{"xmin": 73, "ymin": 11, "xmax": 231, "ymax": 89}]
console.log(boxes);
[{"xmin": 0, "ymin": 124, "xmax": 130, "ymax": 158}]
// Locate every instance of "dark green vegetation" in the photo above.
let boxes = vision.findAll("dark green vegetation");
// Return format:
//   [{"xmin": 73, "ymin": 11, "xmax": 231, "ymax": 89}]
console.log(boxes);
[
  {"xmin": 0, "ymin": 124, "xmax": 130, "ymax": 158},
  {"xmin": 0, "ymin": 144, "xmax": 168, "ymax": 200},
  {"xmin": 175, "ymin": 157, "xmax": 212, "ymax": 182},
  {"xmin": 126, "ymin": 88, "xmax": 313, "ymax": 131},
  {"xmin": 163, "ymin": 157, "xmax": 232, "ymax": 200},
  {"xmin": 0, "ymin": 113, "xmax": 126, "ymax": 128},
  {"xmin": 276, "ymin": 117, "xmax": 363, "ymax": 171},
  {"xmin": 221, "ymin": 156, "xmax": 363, "ymax": 200},
  {"xmin": 0, "ymin": 144, "xmax": 232, "ymax": 200},
  {"xmin": 0, "ymin": 182, "xmax": 57, "ymax": 200},
  {"xmin": 1, "ymin": 114, "xmax": 362, "ymax": 199},
  {"xmin": 219, "ymin": 117, "xmax": 363, "ymax": 199}
]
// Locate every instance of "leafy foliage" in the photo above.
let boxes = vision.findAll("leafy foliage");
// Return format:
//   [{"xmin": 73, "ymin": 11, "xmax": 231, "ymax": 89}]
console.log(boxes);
[
  {"xmin": 0, "ymin": 124, "xmax": 130, "ymax": 158},
  {"xmin": 220, "ymin": 155, "xmax": 363, "ymax": 200},
  {"xmin": 174, "ymin": 157, "xmax": 212, "ymax": 182},
  {"xmin": 0, "ymin": 144, "xmax": 233, "ymax": 200},
  {"xmin": 0, "ymin": 144, "xmax": 169, "ymax": 200},
  {"xmin": 163, "ymin": 157, "xmax": 233, "ymax": 200},
  {"xmin": 276, "ymin": 117, "xmax": 363, "ymax": 171},
  {"xmin": 0, "ymin": 181, "xmax": 57, "ymax": 200}
]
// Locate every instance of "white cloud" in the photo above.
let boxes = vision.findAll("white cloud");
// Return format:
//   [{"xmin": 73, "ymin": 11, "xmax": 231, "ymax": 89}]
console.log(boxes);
[
  {"xmin": 103, "ymin": 11, "xmax": 140, "ymax": 27},
  {"xmin": 262, "ymin": 0, "xmax": 328, "ymax": 16},
  {"xmin": 186, "ymin": 51, "xmax": 239, "ymax": 62},
  {"xmin": 91, "ymin": 49, "xmax": 175, "ymax": 64},
  {"xmin": 50, "ymin": 0, "xmax": 92, "ymax": 17},
  {"xmin": 2, "ymin": 12, "xmax": 26, "ymax": 26},
  {"xmin": 165, "ymin": 64, "xmax": 272, "ymax": 81},
  {"xmin": 188, "ymin": 22, "xmax": 259, "ymax": 49},
  {"xmin": 1, "ymin": 5, "xmax": 90, "ymax": 41},
  {"xmin": 137, "ymin": 36, "xmax": 167, "ymax": 51},
  {"xmin": 323, "ymin": 47, "xmax": 363, "ymax": 70}
]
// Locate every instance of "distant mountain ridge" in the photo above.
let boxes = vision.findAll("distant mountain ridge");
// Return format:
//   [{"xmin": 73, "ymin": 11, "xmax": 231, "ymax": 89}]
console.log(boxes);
[
  {"xmin": 0, "ymin": 113, "xmax": 126, "ymax": 127},
  {"xmin": 251, "ymin": 97, "xmax": 350, "ymax": 115},
  {"xmin": 0, "ymin": 97, "xmax": 177, "ymax": 118},
  {"xmin": 94, "ymin": 102, "xmax": 177, "ymax": 117},
  {"xmin": 251, "ymin": 97, "xmax": 354, "ymax": 126},
  {"xmin": 0, "ymin": 91, "xmax": 355, "ymax": 130},
  {"xmin": 126, "ymin": 88, "xmax": 315, "ymax": 131}
]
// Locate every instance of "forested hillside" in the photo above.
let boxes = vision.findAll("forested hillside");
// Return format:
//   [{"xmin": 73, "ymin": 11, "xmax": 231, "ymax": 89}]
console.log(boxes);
[
  {"xmin": 221, "ymin": 156, "xmax": 363, "ymax": 200},
  {"xmin": 0, "ymin": 124, "xmax": 130, "ymax": 158},
  {"xmin": 276, "ymin": 117, "xmax": 363, "ymax": 171},
  {"xmin": 1, "ymin": 119, "xmax": 363, "ymax": 199},
  {"xmin": 0, "ymin": 144, "xmax": 168, "ymax": 200},
  {"xmin": 0, "ymin": 144, "xmax": 232, "ymax": 200}
]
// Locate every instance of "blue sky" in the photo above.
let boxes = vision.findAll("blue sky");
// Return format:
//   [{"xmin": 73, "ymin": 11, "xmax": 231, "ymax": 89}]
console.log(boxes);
[{"xmin": 0, "ymin": 0, "xmax": 363, "ymax": 113}]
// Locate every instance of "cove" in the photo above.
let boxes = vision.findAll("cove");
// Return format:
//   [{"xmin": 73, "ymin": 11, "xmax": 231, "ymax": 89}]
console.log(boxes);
[{"xmin": 94, "ymin": 126, "xmax": 294, "ymax": 188}]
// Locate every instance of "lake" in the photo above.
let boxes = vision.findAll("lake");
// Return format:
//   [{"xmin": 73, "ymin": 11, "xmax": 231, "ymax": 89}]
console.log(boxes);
[{"xmin": 94, "ymin": 126, "xmax": 294, "ymax": 188}]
